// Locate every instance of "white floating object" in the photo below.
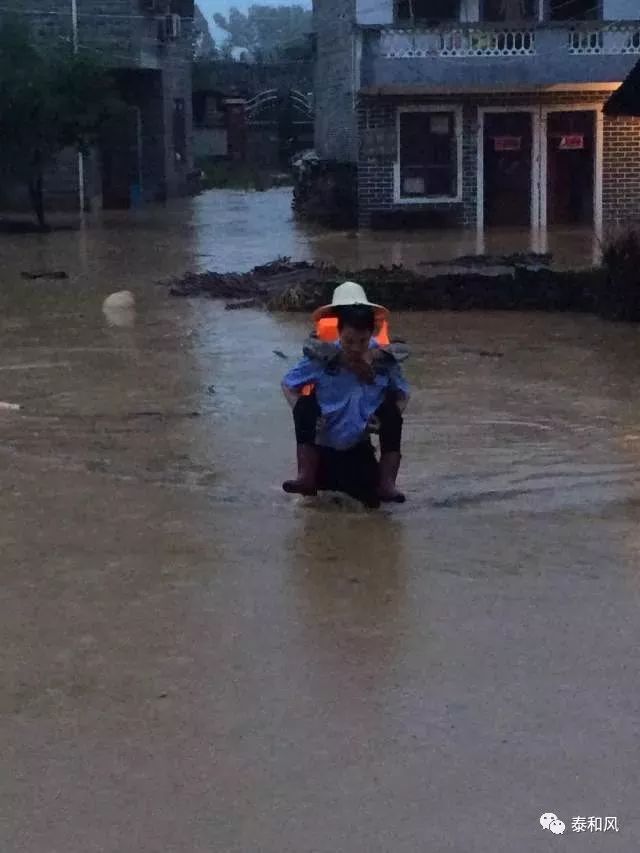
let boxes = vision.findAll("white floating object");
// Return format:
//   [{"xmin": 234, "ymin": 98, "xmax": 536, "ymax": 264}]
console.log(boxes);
[
  {"xmin": 102, "ymin": 291, "xmax": 135, "ymax": 311},
  {"xmin": 0, "ymin": 402, "xmax": 21, "ymax": 411},
  {"xmin": 102, "ymin": 291, "xmax": 136, "ymax": 327}
]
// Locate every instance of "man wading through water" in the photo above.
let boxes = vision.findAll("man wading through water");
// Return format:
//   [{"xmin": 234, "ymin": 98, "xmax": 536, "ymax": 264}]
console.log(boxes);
[{"xmin": 281, "ymin": 282, "xmax": 410, "ymax": 507}]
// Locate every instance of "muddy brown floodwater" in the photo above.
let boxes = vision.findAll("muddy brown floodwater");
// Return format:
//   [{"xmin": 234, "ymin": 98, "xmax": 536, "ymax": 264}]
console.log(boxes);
[{"xmin": 2, "ymin": 190, "xmax": 640, "ymax": 852}]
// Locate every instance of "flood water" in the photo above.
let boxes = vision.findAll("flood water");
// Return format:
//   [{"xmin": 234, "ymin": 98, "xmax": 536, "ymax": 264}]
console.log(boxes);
[{"xmin": 2, "ymin": 190, "xmax": 640, "ymax": 851}]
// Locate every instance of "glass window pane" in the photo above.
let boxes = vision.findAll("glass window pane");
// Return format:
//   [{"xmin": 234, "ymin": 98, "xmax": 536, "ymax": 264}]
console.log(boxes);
[{"xmin": 399, "ymin": 111, "xmax": 457, "ymax": 198}]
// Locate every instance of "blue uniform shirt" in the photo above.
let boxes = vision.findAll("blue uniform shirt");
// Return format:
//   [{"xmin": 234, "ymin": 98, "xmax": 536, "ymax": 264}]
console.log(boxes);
[{"xmin": 283, "ymin": 341, "xmax": 409, "ymax": 450}]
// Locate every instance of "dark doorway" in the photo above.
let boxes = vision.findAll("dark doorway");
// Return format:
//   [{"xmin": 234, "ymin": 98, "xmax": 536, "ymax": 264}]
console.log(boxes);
[
  {"xmin": 548, "ymin": 0, "xmax": 600, "ymax": 20},
  {"xmin": 484, "ymin": 112, "xmax": 533, "ymax": 227},
  {"xmin": 396, "ymin": 0, "xmax": 460, "ymax": 22},
  {"xmin": 547, "ymin": 111, "xmax": 595, "ymax": 226},
  {"xmin": 101, "ymin": 106, "xmax": 142, "ymax": 209},
  {"xmin": 482, "ymin": 0, "xmax": 536, "ymax": 21}
]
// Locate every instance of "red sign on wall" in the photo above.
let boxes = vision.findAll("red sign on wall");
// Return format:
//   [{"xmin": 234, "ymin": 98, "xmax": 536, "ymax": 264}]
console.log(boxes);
[
  {"xmin": 493, "ymin": 136, "xmax": 522, "ymax": 152},
  {"xmin": 559, "ymin": 134, "xmax": 585, "ymax": 150}
]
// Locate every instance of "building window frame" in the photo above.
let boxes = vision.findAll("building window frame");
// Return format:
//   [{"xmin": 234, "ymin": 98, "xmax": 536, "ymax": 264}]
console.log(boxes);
[{"xmin": 394, "ymin": 104, "xmax": 464, "ymax": 205}]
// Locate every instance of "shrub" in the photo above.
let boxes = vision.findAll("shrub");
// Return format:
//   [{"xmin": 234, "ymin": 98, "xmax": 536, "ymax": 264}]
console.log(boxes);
[{"xmin": 601, "ymin": 227, "xmax": 640, "ymax": 321}]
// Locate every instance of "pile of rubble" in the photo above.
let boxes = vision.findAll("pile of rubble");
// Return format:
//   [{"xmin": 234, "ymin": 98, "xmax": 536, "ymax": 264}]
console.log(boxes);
[
  {"xmin": 165, "ymin": 255, "xmax": 606, "ymax": 316},
  {"xmin": 166, "ymin": 259, "xmax": 338, "ymax": 306}
]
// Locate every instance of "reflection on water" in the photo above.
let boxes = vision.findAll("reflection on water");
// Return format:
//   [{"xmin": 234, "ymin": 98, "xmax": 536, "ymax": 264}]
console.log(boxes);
[{"xmin": 1, "ymin": 189, "xmax": 600, "ymax": 291}]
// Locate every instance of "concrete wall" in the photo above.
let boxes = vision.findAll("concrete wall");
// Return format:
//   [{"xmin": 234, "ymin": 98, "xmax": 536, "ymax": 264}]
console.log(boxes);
[
  {"xmin": 604, "ymin": 0, "xmax": 640, "ymax": 20},
  {"xmin": 194, "ymin": 129, "xmax": 228, "ymax": 158},
  {"xmin": 313, "ymin": 0, "xmax": 359, "ymax": 162},
  {"xmin": 362, "ymin": 29, "xmax": 639, "ymax": 92},
  {"xmin": 0, "ymin": 148, "xmax": 101, "ymax": 213},
  {"xmin": 160, "ymin": 34, "xmax": 195, "ymax": 198},
  {"xmin": 356, "ymin": 0, "xmax": 392, "ymax": 27}
]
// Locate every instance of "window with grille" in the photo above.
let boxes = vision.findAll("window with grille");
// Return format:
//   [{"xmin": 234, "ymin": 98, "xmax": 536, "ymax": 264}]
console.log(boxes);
[{"xmin": 399, "ymin": 111, "xmax": 458, "ymax": 200}]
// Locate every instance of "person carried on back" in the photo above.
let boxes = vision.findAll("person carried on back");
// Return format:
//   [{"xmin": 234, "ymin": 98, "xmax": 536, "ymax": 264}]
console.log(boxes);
[{"xmin": 281, "ymin": 282, "xmax": 410, "ymax": 506}]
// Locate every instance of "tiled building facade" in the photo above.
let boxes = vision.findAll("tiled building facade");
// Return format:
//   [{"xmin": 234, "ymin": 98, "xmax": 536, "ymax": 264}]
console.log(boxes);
[{"xmin": 314, "ymin": 0, "xmax": 640, "ymax": 231}]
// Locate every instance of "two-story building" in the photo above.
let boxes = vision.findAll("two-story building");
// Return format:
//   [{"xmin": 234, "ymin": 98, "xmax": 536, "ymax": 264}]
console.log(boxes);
[
  {"xmin": 314, "ymin": 0, "xmax": 640, "ymax": 233},
  {"xmin": 0, "ymin": 0, "xmax": 195, "ymax": 210}
]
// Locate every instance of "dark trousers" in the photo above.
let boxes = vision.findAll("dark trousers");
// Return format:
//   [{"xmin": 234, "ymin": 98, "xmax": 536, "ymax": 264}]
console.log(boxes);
[{"xmin": 292, "ymin": 391, "xmax": 403, "ymax": 453}]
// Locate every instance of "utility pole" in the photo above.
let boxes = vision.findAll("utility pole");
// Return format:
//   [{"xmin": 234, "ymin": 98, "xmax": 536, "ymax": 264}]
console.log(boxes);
[{"xmin": 71, "ymin": 0, "xmax": 86, "ymax": 215}]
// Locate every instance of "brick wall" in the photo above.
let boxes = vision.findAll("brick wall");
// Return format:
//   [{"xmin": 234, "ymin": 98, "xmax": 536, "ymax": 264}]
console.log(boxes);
[
  {"xmin": 603, "ymin": 116, "xmax": 640, "ymax": 229},
  {"xmin": 313, "ymin": 0, "xmax": 358, "ymax": 162},
  {"xmin": 357, "ymin": 90, "xmax": 640, "ymax": 230},
  {"xmin": 357, "ymin": 100, "xmax": 395, "ymax": 223},
  {"xmin": 357, "ymin": 97, "xmax": 478, "ymax": 228}
]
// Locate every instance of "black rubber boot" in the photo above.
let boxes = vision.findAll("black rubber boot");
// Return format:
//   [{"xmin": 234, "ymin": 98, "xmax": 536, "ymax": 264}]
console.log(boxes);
[{"xmin": 378, "ymin": 451, "xmax": 406, "ymax": 503}]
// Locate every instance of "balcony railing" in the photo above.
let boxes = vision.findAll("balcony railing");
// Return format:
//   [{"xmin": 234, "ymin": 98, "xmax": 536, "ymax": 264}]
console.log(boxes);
[
  {"xmin": 568, "ymin": 24, "xmax": 640, "ymax": 55},
  {"xmin": 378, "ymin": 22, "xmax": 640, "ymax": 59},
  {"xmin": 381, "ymin": 26, "xmax": 535, "ymax": 58}
]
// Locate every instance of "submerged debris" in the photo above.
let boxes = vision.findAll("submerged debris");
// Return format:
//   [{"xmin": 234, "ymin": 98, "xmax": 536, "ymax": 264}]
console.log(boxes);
[
  {"xmin": 224, "ymin": 298, "xmax": 260, "ymax": 311},
  {"xmin": 166, "ymin": 258, "xmax": 335, "ymax": 301},
  {"xmin": 21, "ymin": 270, "xmax": 68, "ymax": 280}
]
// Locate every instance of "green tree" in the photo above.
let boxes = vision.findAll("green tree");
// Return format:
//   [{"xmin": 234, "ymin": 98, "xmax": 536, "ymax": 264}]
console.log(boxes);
[
  {"xmin": 213, "ymin": 4, "xmax": 312, "ymax": 62},
  {"xmin": 193, "ymin": 3, "xmax": 217, "ymax": 59},
  {"xmin": 0, "ymin": 18, "xmax": 123, "ymax": 228}
]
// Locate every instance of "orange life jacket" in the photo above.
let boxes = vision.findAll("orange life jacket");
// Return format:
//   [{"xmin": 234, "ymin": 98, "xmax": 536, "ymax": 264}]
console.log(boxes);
[
  {"xmin": 315, "ymin": 316, "xmax": 390, "ymax": 346},
  {"xmin": 301, "ymin": 316, "xmax": 391, "ymax": 396}
]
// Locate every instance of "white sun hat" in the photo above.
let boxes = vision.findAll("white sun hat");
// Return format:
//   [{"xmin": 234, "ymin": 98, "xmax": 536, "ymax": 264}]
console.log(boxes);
[{"xmin": 311, "ymin": 281, "xmax": 390, "ymax": 323}]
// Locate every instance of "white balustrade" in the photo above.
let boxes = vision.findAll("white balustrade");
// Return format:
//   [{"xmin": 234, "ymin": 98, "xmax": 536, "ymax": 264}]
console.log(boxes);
[
  {"xmin": 442, "ymin": 28, "xmax": 535, "ymax": 56},
  {"xmin": 380, "ymin": 26, "xmax": 535, "ymax": 58},
  {"xmin": 379, "ymin": 23, "xmax": 640, "ymax": 59},
  {"xmin": 568, "ymin": 24, "xmax": 640, "ymax": 55}
]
